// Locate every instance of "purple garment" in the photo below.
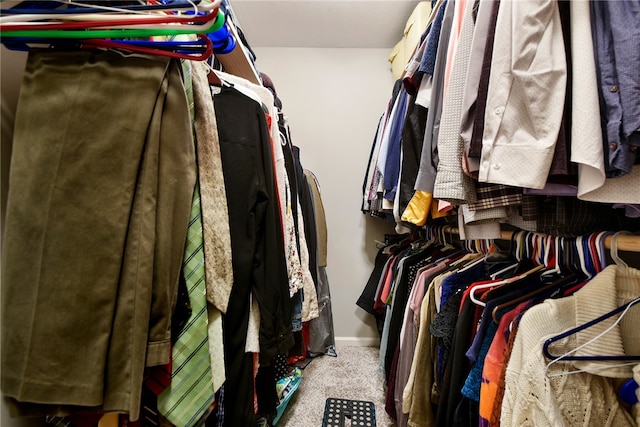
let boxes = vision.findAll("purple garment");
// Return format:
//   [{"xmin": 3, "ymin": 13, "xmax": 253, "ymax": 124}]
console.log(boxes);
[
  {"xmin": 469, "ymin": 0, "xmax": 501, "ymax": 158},
  {"xmin": 613, "ymin": 204, "xmax": 640, "ymax": 218},
  {"xmin": 590, "ymin": 0, "xmax": 640, "ymax": 176},
  {"xmin": 523, "ymin": 183, "xmax": 578, "ymax": 197}
]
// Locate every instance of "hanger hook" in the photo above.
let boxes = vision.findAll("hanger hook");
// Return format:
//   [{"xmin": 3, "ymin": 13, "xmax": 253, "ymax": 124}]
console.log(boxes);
[{"xmin": 611, "ymin": 231, "xmax": 631, "ymax": 268}]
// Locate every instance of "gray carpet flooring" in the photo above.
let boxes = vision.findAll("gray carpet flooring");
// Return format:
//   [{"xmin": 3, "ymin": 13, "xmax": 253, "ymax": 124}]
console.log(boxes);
[{"xmin": 277, "ymin": 346, "xmax": 397, "ymax": 427}]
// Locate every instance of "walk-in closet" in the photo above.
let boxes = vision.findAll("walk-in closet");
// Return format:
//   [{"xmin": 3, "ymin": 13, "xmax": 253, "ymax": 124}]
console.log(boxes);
[{"xmin": 1, "ymin": 1, "xmax": 639, "ymax": 426}]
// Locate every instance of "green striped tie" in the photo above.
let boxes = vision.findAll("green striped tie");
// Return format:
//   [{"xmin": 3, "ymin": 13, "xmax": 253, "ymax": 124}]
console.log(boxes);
[
  {"xmin": 157, "ymin": 58, "xmax": 214, "ymax": 427},
  {"xmin": 157, "ymin": 181, "xmax": 215, "ymax": 426}
]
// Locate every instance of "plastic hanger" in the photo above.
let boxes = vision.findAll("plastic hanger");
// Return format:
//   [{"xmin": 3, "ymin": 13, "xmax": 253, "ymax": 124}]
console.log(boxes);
[
  {"xmin": 438, "ymin": 225, "xmax": 456, "ymax": 252},
  {"xmin": 620, "ymin": 377, "xmax": 639, "ymax": 405},
  {"xmin": 0, "ymin": 0, "xmax": 212, "ymax": 15},
  {"xmin": 562, "ymin": 237, "xmax": 582, "ymax": 280},
  {"xmin": 469, "ymin": 264, "xmax": 545, "ymax": 307},
  {"xmin": 580, "ymin": 234, "xmax": 601, "ymax": 278},
  {"xmin": 543, "ymin": 231, "xmax": 640, "ymax": 363},
  {"xmin": 0, "ymin": 11, "xmax": 224, "ymax": 38},
  {"xmin": 2, "ymin": 35, "xmax": 215, "ymax": 59},
  {"xmin": 584, "ymin": 232, "xmax": 607, "ymax": 276},
  {"xmin": 481, "ymin": 236, "xmax": 517, "ymax": 278},
  {"xmin": 531, "ymin": 233, "xmax": 542, "ymax": 266},
  {"xmin": 593, "ymin": 231, "xmax": 611, "ymax": 273},
  {"xmin": 0, "ymin": 10, "xmax": 218, "ymax": 30},
  {"xmin": 456, "ymin": 252, "xmax": 485, "ymax": 274},
  {"xmin": 469, "ymin": 279, "xmax": 502, "ymax": 307},
  {"xmin": 543, "ymin": 297, "xmax": 640, "ymax": 377},
  {"xmin": 524, "ymin": 232, "xmax": 535, "ymax": 262},
  {"xmin": 211, "ymin": 34, "xmax": 236, "ymax": 54},
  {"xmin": 540, "ymin": 235, "xmax": 562, "ymax": 280},
  {"xmin": 2, "ymin": 33, "xmax": 216, "ymax": 60},
  {"xmin": 0, "ymin": 0, "xmax": 222, "ymax": 27},
  {"xmin": 486, "ymin": 252, "xmax": 519, "ymax": 279},
  {"xmin": 489, "ymin": 262, "xmax": 519, "ymax": 280},
  {"xmin": 491, "ymin": 271, "xmax": 578, "ymax": 323},
  {"xmin": 489, "ymin": 232, "xmax": 552, "ymax": 282},
  {"xmin": 513, "ymin": 230, "xmax": 527, "ymax": 262},
  {"xmin": 610, "ymin": 230, "xmax": 632, "ymax": 268},
  {"xmin": 611, "ymin": 231, "xmax": 640, "ymax": 404},
  {"xmin": 83, "ymin": 34, "xmax": 214, "ymax": 60}
]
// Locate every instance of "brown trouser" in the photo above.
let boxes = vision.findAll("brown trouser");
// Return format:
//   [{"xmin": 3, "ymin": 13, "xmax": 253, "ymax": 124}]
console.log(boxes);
[{"xmin": 1, "ymin": 50, "xmax": 196, "ymax": 420}]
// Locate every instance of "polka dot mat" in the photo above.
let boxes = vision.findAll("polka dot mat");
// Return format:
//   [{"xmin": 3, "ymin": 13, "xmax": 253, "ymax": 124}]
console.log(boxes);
[{"xmin": 322, "ymin": 398, "xmax": 376, "ymax": 427}]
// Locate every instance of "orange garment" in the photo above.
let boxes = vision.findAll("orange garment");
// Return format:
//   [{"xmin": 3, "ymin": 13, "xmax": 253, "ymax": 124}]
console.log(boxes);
[
  {"xmin": 481, "ymin": 302, "xmax": 530, "ymax": 426},
  {"xmin": 380, "ymin": 256, "xmax": 401, "ymax": 306}
]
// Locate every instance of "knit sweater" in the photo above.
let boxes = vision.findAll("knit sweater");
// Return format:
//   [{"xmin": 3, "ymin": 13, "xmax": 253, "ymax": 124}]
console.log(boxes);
[{"xmin": 502, "ymin": 265, "xmax": 640, "ymax": 427}]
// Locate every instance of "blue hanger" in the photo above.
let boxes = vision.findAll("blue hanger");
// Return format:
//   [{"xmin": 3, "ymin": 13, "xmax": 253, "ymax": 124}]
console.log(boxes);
[
  {"xmin": 2, "ymin": 36, "xmax": 211, "ymax": 54},
  {"xmin": 212, "ymin": 35, "xmax": 236, "ymax": 54},
  {"xmin": 620, "ymin": 378, "xmax": 638, "ymax": 405},
  {"xmin": 542, "ymin": 296, "xmax": 640, "ymax": 361},
  {"xmin": 207, "ymin": 22, "xmax": 230, "ymax": 41},
  {"xmin": 581, "ymin": 236, "xmax": 593, "ymax": 276}
]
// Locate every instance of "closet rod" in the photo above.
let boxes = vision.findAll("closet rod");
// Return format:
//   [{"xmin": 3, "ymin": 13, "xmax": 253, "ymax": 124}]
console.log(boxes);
[
  {"xmin": 444, "ymin": 228, "xmax": 640, "ymax": 253},
  {"xmin": 498, "ymin": 231, "xmax": 640, "ymax": 253},
  {"xmin": 216, "ymin": 18, "xmax": 261, "ymax": 85}
]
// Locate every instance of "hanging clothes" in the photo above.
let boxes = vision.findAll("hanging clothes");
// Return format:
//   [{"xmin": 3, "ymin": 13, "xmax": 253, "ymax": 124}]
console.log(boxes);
[
  {"xmin": 502, "ymin": 264, "xmax": 640, "ymax": 426},
  {"xmin": 363, "ymin": 0, "xmax": 640, "ymax": 237},
  {"xmin": 2, "ymin": 50, "xmax": 196, "ymax": 420},
  {"xmin": 305, "ymin": 170, "xmax": 337, "ymax": 357},
  {"xmin": 212, "ymin": 85, "xmax": 293, "ymax": 426}
]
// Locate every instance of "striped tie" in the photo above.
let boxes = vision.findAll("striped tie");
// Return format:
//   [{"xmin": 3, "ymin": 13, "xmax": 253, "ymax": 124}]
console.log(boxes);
[
  {"xmin": 157, "ymin": 181, "xmax": 215, "ymax": 427},
  {"xmin": 157, "ymin": 58, "xmax": 214, "ymax": 427}
]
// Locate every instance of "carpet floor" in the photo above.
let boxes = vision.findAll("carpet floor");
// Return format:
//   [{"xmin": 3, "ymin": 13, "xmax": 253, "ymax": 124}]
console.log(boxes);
[{"xmin": 277, "ymin": 346, "xmax": 397, "ymax": 427}]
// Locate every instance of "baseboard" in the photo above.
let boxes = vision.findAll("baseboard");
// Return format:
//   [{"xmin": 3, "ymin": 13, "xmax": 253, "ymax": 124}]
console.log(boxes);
[{"xmin": 334, "ymin": 337, "xmax": 380, "ymax": 347}]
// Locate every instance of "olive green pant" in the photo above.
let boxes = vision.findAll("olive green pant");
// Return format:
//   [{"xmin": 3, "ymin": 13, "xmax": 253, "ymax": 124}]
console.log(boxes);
[{"xmin": 1, "ymin": 50, "xmax": 195, "ymax": 420}]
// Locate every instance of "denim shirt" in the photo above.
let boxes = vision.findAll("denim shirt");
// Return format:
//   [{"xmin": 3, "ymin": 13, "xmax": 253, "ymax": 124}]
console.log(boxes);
[{"xmin": 591, "ymin": 0, "xmax": 640, "ymax": 176}]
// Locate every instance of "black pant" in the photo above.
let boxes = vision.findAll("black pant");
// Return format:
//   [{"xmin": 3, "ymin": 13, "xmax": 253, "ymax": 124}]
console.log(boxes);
[{"xmin": 213, "ymin": 87, "xmax": 294, "ymax": 427}]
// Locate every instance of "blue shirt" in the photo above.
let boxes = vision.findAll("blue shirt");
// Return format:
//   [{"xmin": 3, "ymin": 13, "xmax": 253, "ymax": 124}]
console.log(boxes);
[
  {"xmin": 383, "ymin": 88, "xmax": 409, "ymax": 201},
  {"xmin": 591, "ymin": 0, "xmax": 640, "ymax": 176},
  {"xmin": 419, "ymin": 0, "xmax": 448, "ymax": 77}
]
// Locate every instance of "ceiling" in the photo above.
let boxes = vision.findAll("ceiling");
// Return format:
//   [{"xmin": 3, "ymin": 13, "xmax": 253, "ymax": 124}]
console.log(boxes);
[{"xmin": 230, "ymin": 0, "xmax": 422, "ymax": 49}]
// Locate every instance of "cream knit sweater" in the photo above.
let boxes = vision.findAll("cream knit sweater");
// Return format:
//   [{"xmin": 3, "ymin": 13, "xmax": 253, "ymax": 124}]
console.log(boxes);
[{"xmin": 502, "ymin": 265, "xmax": 640, "ymax": 427}]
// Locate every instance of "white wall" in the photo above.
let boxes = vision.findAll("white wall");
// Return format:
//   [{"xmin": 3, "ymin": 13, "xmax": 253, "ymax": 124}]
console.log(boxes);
[{"xmin": 252, "ymin": 47, "xmax": 396, "ymax": 344}]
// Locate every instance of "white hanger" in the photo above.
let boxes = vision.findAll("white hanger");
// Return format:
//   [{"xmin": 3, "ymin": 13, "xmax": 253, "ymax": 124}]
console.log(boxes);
[
  {"xmin": 469, "ymin": 280, "xmax": 501, "ymax": 307},
  {"xmin": 545, "ymin": 296, "xmax": 640, "ymax": 378},
  {"xmin": 611, "ymin": 231, "xmax": 631, "ymax": 268},
  {"xmin": 575, "ymin": 236, "xmax": 591, "ymax": 278},
  {"xmin": 0, "ymin": 0, "xmax": 222, "ymax": 24},
  {"xmin": 489, "ymin": 262, "xmax": 519, "ymax": 280},
  {"xmin": 540, "ymin": 235, "xmax": 561, "ymax": 279},
  {"xmin": 594, "ymin": 231, "xmax": 609, "ymax": 271},
  {"xmin": 513, "ymin": 230, "xmax": 527, "ymax": 262},
  {"xmin": 543, "ymin": 231, "xmax": 640, "ymax": 377},
  {"xmin": 456, "ymin": 252, "xmax": 485, "ymax": 273}
]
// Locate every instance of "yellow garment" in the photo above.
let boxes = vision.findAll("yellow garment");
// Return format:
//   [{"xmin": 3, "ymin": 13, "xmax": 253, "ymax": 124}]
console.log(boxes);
[
  {"xmin": 401, "ymin": 191, "xmax": 456, "ymax": 226},
  {"xmin": 401, "ymin": 190, "xmax": 433, "ymax": 226},
  {"xmin": 389, "ymin": 1, "xmax": 433, "ymax": 79}
]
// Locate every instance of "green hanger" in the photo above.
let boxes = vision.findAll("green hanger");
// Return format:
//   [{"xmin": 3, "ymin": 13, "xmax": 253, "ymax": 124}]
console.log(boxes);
[{"xmin": 0, "ymin": 9, "xmax": 225, "ymax": 39}]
